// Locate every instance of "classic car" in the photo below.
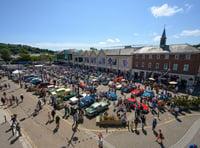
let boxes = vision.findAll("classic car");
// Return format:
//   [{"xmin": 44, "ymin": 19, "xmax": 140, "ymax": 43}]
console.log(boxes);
[
  {"xmin": 141, "ymin": 90, "xmax": 154, "ymax": 99},
  {"xmin": 124, "ymin": 98, "xmax": 149, "ymax": 113},
  {"xmin": 85, "ymin": 101, "xmax": 109, "ymax": 117},
  {"xmin": 79, "ymin": 96, "xmax": 96, "ymax": 108},
  {"xmin": 121, "ymin": 86, "xmax": 136, "ymax": 93},
  {"xmin": 69, "ymin": 93, "xmax": 87, "ymax": 104},
  {"xmin": 131, "ymin": 89, "xmax": 144, "ymax": 97}
]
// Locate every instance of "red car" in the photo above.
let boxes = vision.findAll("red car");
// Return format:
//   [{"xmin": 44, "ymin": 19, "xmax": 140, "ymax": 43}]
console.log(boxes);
[
  {"xmin": 131, "ymin": 89, "xmax": 144, "ymax": 96},
  {"xmin": 124, "ymin": 98, "xmax": 149, "ymax": 113},
  {"xmin": 113, "ymin": 76, "xmax": 122, "ymax": 82}
]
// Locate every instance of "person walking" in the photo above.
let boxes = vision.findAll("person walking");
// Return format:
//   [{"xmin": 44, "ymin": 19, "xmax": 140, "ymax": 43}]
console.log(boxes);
[
  {"xmin": 130, "ymin": 120, "xmax": 134, "ymax": 132},
  {"xmin": 72, "ymin": 112, "xmax": 78, "ymax": 127},
  {"xmin": 51, "ymin": 109, "xmax": 56, "ymax": 121},
  {"xmin": 48, "ymin": 112, "xmax": 51, "ymax": 122},
  {"xmin": 98, "ymin": 133, "xmax": 103, "ymax": 148},
  {"xmin": 152, "ymin": 117, "xmax": 157, "ymax": 131},
  {"xmin": 134, "ymin": 116, "xmax": 139, "ymax": 131},
  {"xmin": 155, "ymin": 129, "xmax": 164, "ymax": 143},
  {"xmin": 15, "ymin": 96, "xmax": 19, "ymax": 106},
  {"xmin": 141, "ymin": 115, "xmax": 146, "ymax": 130},
  {"xmin": 16, "ymin": 122, "xmax": 22, "ymax": 136}
]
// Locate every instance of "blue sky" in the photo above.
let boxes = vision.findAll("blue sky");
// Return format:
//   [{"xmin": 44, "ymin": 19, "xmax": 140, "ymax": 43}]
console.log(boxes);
[{"xmin": 0, "ymin": 0, "xmax": 200, "ymax": 50}]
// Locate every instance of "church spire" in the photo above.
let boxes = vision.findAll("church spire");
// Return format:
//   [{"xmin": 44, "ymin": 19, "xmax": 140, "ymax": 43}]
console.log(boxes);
[{"xmin": 160, "ymin": 26, "xmax": 167, "ymax": 48}]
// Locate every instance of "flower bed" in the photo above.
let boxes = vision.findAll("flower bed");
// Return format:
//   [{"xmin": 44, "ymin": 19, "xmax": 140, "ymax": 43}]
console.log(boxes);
[{"xmin": 97, "ymin": 114, "xmax": 123, "ymax": 126}]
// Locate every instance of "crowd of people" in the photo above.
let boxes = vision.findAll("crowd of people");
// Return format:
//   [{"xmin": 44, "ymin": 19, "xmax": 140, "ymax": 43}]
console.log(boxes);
[{"xmin": 0, "ymin": 65, "xmax": 198, "ymax": 148}]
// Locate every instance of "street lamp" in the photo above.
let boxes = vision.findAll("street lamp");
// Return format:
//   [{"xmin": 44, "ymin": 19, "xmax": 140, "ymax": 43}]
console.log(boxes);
[{"xmin": 75, "ymin": 72, "xmax": 80, "ymax": 113}]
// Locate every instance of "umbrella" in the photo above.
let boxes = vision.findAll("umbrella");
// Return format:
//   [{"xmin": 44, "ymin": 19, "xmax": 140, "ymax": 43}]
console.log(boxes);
[
  {"xmin": 148, "ymin": 78, "xmax": 155, "ymax": 81},
  {"xmin": 169, "ymin": 81, "xmax": 177, "ymax": 85}
]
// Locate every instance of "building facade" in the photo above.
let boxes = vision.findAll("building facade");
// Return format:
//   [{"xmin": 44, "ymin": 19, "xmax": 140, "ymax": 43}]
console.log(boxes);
[{"xmin": 56, "ymin": 29, "xmax": 200, "ymax": 86}]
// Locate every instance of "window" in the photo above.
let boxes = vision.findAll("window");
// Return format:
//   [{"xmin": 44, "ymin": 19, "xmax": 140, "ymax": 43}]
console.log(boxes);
[
  {"xmin": 141, "ymin": 62, "xmax": 144, "ymax": 68},
  {"xmin": 173, "ymin": 64, "xmax": 178, "ymax": 71},
  {"xmin": 163, "ymin": 63, "xmax": 168, "ymax": 70},
  {"xmin": 149, "ymin": 55, "xmax": 152, "ymax": 59},
  {"xmin": 183, "ymin": 64, "xmax": 189, "ymax": 71},
  {"xmin": 174, "ymin": 54, "xmax": 179, "ymax": 60},
  {"xmin": 185, "ymin": 54, "xmax": 191, "ymax": 60},
  {"xmin": 135, "ymin": 62, "xmax": 138, "ymax": 67},
  {"xmin": 136, "ymin": 55, "xmax": 139, "ymax": 59},
  {"xmin": 148, "ymin": 63, "xmax": 152, "ymax": 69},
  {"xmin": 155, "ymin": 63, "xmax": 159, "ymax": 69},
  {"xmin": 142, "ymin": 55, "xmax": 145, "ymax": 59},
  {"xmin": 165, "ymin": 55, "xmax": 169, "ymax": 59},
  {"xmin": 156, "ymin": 55, "xmax": 160, "ymax": 59}
]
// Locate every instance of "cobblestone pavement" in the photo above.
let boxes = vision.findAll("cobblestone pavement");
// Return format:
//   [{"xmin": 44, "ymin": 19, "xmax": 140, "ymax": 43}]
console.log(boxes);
[{"xmin": 0, "ymin": 76, "xmax": 200, "ymax": 148}]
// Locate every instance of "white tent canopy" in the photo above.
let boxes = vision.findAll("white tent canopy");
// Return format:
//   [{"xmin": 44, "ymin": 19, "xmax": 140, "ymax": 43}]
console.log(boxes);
[{"xmin": 12, "ymin": 70, "xmax": 23, "ymax": 74}]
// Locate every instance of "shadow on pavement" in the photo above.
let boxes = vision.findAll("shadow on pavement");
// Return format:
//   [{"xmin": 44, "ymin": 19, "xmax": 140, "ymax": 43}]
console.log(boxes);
[
  {"xmin": 10, "ymin": 136, "xmax": 19, "ymax": 145},
  {"xmin": 176, "ymin": 118, "xmax": 182, "ymax": 122},
  {"xmin": 135, "ymin": 130, "xmax": 140, "ymax": 135},
  {"xmin": 142, "ymin": 129, "xmax": 147, "ymax": 135},
  {"xmin": 53, "ymin": 127, "xmax": 59, "ymax": 134},
  {"xmin": 153, "ymin": 130, "xmax": 158, "ymax": 137},
  {"xmin": 158, "ymin": 142, "xmax": 165, "ymax": 148}
]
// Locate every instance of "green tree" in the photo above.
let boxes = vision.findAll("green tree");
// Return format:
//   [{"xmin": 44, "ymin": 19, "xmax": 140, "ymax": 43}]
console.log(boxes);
[
  {"xmin": 19, "ymin": 53, "xmax": 31, "ymax": 61},
  {"xmin": 0, "ymin": 48, "xmax": 11, "ymax": 62}
]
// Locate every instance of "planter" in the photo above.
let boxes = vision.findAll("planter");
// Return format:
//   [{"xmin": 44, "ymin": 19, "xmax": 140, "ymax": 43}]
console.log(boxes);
[
  {"xmin": 56, "ymin": 103, "xmax": 64, "ymax": 110},
  {"xmin": 99, "ymin": 119, "xmax": 123, "ymax": 126},
  {"xmin": 189, "ymin": 105, "xmax": 200, "ymax": 110}
]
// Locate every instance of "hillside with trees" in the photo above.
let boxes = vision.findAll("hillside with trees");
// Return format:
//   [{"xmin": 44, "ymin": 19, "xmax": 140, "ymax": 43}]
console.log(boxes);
[{"xmin": 0, "ymin": 43, "xmax": 55, "ymax": 63}]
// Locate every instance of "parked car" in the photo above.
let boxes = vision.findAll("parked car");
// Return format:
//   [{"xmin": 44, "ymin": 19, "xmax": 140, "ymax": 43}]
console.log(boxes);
[
  {"xmin": 131, "ymin": 89, "xmax": 144, "ymax": 97},
  {"xmin": 124, "ymin": 98, "xmax": 149, "ymax": 113},
  {"xmin": 115, "ymin": 82, "xmax": 122, "ymax": 90},
  {"xmin": 85, "ymin": 101, "xmax": 109, "ymax": 117},
  {"xmin": 107, "ymin": 93, "xmax": 117, "ymax": 100},
  {"xmin": 79, "ymin": 96, "xmax": 96, "ymax": 108},
  {"xmin": 121, "ymin": 86, "xmax": 135, "ymax": 93},
  {"xmin": 141, "ymin": 90, "xmax": 154, "ymax": 99},
  {"xmin": 31, "ymin": 78, "xmax": 42, "ymax": 85},
  {"xmin": 61, "ymin": 91, "xmax": 77, "ymax": 101},
  {"xmin": 113, "ymin": 76, "xmax": 122, "ymax": 82},
  {"xmin": 102, "ymin": 80, "xmax": 109, "ymax": 85},
  {"xmin": 26, "ymin": 76, "xmax": 38, "ymax": 82},
  {"xmin": 69, "ymin": 93, "xmax": 87, "ymax": 104}
]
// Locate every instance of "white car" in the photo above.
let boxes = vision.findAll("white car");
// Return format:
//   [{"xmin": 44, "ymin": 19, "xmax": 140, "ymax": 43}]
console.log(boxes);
[
  {"xmin": 116, "ymin": 83, "xmax": 122, "ymax": 90},
  {"xmin": 69, "ymin": 93, "xmax": 87, "ymax": 104}
]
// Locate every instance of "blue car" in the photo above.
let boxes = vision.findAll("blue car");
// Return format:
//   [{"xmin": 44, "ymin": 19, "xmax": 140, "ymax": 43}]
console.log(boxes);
[
  {"xmin": 108, "ymin": 93, "xmax": 117, "ymax": 100},
  {"xmin": 26, "ymin": 76, "xmax": 38, "ymax": 82},
  {"xmin": 141, "ymin": 90, "xmax": 154, "ymax": 98},
  {"xmin": 79, "ymin": 96, "xmax": 96, "ymax": 108}
]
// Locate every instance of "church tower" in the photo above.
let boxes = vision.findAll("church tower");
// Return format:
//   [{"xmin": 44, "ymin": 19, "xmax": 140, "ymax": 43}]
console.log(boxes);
[{"xmin": 160, "ymin": 27, "xmax": 167, "ymax": 48}]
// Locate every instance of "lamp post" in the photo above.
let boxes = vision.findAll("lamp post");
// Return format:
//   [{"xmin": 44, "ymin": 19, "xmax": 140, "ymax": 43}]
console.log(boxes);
[{"xmin": 75, "ymin": 72, "xmax": 80, "ymax": 113}]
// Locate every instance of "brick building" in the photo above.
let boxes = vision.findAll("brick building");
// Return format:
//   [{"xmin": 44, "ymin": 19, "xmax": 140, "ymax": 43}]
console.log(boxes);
[{"xmin": 132, "ymin": 28, "xmax": 200, "ymax": 87}]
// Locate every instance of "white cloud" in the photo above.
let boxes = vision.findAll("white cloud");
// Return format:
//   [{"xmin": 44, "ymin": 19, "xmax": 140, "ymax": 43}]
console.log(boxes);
[
  {"xmin": 173, "ymin": 35, "xmax": 180, "ymax": 39},
  {"xmin": 115, "ymin": 38, "xmax": 120, "ymax": 42},
  {"xmin": 153, "ymin": 32, "xmax": 157, "ymax": 36},
  {"xmin": 185, "ymin": 3, "xmax": 192, "ymax": 12},
  {"xmin": 107, "ymin": 38, "xmax": 120, "ymax": 43},
  {"xmin": 180, "ymin": 29, "xmax": 200, "ymax": 36},
  {"xmin": 133, "ymin": 33, "xmax": 139, "ymax": 36},
  {"xmin": 98, "ymin": 42, "xmax": 107, "ymax": 45},
  {"xmin": 107, "ymin": 39, "xmax": 115, "ymax": 43},
  {"xmin": 151, "ymin": 4, "xmax": 183, "ymax": 17},
  {"xmin": 153, "ymin": 36, "xmax": 161, "ymax": 42}
]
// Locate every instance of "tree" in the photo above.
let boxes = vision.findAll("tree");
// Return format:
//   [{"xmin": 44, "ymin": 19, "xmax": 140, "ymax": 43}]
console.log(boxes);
[
  {"xmin": 19, "ymin": 53, "xmax": 31, "ymax": 61},
  {"xmin": 0, "ymin": 48, "xmax": 11, "ymax": 62}
]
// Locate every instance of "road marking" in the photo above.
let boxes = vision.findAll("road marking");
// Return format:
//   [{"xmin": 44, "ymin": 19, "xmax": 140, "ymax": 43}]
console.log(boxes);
[
  {"xmin": 6, "ymin": 108, "xmax": 36, "ymax": 148},
  {"xmin": 169, "ymin": 117, "xmax": 200, "ymax": 148}
]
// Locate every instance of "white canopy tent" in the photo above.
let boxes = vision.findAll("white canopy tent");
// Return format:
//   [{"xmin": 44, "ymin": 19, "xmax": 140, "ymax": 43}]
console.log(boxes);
[{"xmin": 12, "ymin": 70, "xmax": 23, "ymax": 74}]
